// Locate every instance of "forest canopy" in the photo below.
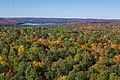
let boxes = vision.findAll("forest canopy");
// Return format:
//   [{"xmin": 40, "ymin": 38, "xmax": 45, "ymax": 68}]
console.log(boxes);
[{"xmin": 0, "ymin": 24, "xmax": 120, "ymax": 80}]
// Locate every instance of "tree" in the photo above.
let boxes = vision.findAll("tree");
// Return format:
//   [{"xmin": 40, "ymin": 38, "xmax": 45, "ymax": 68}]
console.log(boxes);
[
  {"xmin": 109, "ymin": 73, "xmax": 119, "ymax": 80},
  {"xmin": 25, "ymin": 65, "xmax": 38, "ymax": 80}
]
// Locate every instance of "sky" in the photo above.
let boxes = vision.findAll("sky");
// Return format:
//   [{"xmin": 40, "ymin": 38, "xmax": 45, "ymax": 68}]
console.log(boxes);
[{"xmin": 0, "ymin": 0, "xmax": 120, "ymax": 19}]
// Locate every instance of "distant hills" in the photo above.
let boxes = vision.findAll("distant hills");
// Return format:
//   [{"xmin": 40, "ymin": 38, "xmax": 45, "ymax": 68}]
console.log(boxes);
[
  {"xmin": 0, "ymin": 17, "xmax": 120, "ymax": 25},
  {"xmin": 0, "ymin": 18, "xmax": 17, "ymax": 25}
]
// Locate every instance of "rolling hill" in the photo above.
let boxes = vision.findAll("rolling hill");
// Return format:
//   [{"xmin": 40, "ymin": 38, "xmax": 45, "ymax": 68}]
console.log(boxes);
[{"xmin": 0, "ymin": 17, "xmax": 120, "ymax": 25}]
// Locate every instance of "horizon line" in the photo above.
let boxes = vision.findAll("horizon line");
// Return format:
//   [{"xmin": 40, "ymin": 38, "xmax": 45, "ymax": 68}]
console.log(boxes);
[{"xmin": 1, "ymin": 16, "xmax": 120, "ymax": 20}]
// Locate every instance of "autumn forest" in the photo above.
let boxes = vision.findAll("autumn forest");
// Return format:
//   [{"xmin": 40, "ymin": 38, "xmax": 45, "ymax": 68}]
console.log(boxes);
[{"xmin": 0, "ymin": 23, "xmax": 120, "ymax": 80}]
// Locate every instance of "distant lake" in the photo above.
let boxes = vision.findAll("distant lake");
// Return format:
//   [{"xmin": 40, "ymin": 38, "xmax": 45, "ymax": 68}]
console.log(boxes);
[{"xmin": 21, "ymin": 23, "xmax": 60, "ymax": 25}]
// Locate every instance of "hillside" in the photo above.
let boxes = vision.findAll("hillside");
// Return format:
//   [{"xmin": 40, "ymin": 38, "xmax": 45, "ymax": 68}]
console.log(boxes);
[
  {"xmin": 0, "ymin": 18, "xmax": 120, "ymax": 25},
  {"xmin": 0, "ymin": 24, "xmax": 120, "ymax": 79},
  {"xmin": 0, "ymin": 18, "xmax": 17, "ymax": 25}
]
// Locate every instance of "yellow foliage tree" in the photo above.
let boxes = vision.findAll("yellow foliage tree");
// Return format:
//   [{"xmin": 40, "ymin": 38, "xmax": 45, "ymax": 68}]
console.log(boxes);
[
  {"xmin": 58, "ymin": 76, "xmax": 67, "ymax": 80},
  {"xmin": 0, "ymin": 56, "xmax": 4, "ymax": 64},
  {"xmin": 18, "ymin": 45, "xmax": 24, "ymax": 56},
  {"xmin": 33, "ymin": 60, "xmax": 43, "ymax": 66}
]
